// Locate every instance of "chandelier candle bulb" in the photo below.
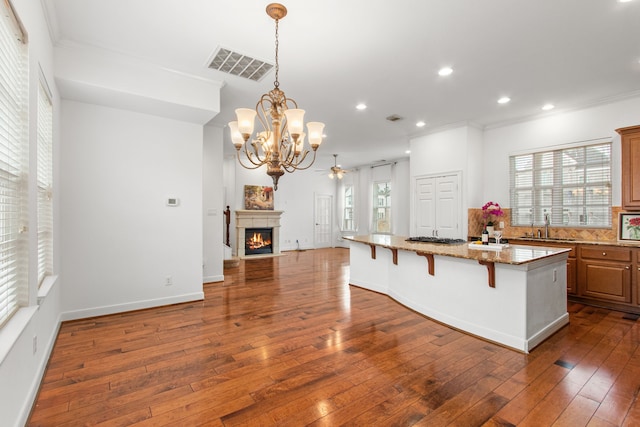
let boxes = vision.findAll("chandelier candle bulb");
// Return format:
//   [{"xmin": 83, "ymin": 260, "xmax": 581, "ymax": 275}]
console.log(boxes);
[
  {"xmin": 306, "ymin": 122, "xmax": 325, "ymax": 148},
  {"xmin": 284, "ymin": 109, "xmax": 305, "ymax": 139},
  {"xmin": 228, "ymin": 121, "xmax": 244, "ymax": 148},
  {"xmin": 235, "ymin": 108, "xmax": 256, "ymax": 140}
]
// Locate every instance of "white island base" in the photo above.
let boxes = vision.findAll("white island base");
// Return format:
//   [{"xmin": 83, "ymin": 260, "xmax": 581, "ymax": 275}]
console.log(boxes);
[{"xmin": 348, "ymin": 242, "xmax": 569, "ymax": 353}]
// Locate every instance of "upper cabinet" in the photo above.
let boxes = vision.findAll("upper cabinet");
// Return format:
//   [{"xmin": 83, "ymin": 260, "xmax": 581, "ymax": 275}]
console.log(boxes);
[{"xmin": 617, "ymin": 125, "xmax": 640, "ymax": 211}]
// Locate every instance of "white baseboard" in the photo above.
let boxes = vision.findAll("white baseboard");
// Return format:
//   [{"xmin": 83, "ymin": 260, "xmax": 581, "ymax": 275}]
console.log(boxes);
[
  {"xmin": 203, "ymin": 274, "xmax": 224, "ymax": 283},
  {"xmin": 60, "ymin": 292, "xmax": 205, "ymax": 322}
]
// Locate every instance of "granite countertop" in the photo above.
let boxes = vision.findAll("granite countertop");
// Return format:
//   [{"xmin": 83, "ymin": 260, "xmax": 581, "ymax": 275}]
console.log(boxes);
[{"xmin": 344, "ymin": 234, "xmax": 571, "ymax": 265}]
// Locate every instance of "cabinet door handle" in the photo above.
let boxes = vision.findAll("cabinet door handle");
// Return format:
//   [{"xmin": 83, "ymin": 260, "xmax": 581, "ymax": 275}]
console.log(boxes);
[
  {"xmin": 602, "ymin": 252, "xmax": 606, "ymax": 256},
  {"xmin": 625, "ymin": 266, "xmax": 630, "ymax": 270}
]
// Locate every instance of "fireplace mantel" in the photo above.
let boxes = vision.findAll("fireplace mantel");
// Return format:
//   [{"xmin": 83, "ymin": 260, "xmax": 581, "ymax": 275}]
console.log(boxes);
[{"xmin": 236, "ymin": 210, "xmax": 283, "ymax": 259}]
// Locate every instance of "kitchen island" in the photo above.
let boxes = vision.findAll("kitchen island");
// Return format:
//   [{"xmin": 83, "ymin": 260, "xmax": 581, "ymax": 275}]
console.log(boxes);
[{"xmin": 344, "ymin": 234, "xmax": 572, "ymax": 353}]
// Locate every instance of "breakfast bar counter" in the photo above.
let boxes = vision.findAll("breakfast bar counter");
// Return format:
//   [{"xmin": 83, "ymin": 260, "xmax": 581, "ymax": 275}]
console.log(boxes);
[{"xmin": 344, "ymin": 234, "xmax": 571, "ymax": 353}]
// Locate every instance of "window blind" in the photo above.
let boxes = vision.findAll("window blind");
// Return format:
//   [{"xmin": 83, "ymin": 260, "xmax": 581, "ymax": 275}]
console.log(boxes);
[
  {"xmin": 509, "ymin": 142, "xmax": 612, "ymax": 228},
  {"xmin": 0, "ymin": 0, "xmax": 28, "ymax": 327},
  {"xmin": 37, "ymin": 81, "xmax": 53, "ymax": 286}
]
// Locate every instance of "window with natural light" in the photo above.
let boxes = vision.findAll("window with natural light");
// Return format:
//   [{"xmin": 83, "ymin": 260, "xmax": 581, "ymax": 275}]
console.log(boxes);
[
  {"xmin": 37, "ymin": 81, "xmax": 54, "ymax": 286},
  {"xmin": 372, "ymin": 181, "xmax": 391, "ymax": 233},
  {"xmin": 343, "ymin": 185, "xmax": 355, "ymax": 231},
  {"xmin": 509, "ymin": 142, "xmax": 612, "ymax": 228},
  {"xmin": 0, "ymin": 1, "xmax": 28, "ymax": 327}
]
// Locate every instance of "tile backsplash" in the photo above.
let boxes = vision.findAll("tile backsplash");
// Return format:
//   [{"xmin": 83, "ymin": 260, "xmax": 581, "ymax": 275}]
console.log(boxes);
[{"xmin": 468, "ymin": 206, "xmax": 624, "ymax": 242}]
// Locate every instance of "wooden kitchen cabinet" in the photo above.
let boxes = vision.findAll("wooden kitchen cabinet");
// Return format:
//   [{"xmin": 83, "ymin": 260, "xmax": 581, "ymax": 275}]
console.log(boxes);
[
  {"xmin": 617, "ymin": 125, "xmax": 640, "ymax": 210},
  {"xmin": 578, "ymin": 245, "xmax": 632, "ymax": 304}
]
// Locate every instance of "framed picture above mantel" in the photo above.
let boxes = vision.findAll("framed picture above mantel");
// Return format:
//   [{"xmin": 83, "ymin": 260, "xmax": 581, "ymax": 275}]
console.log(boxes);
[
  {"xmin": 244, "ymin": 185, "xmax": 274, "ymax": 210},
  {"xmin": 618, "ymin": 212, "xmax": 640, "ymax": 242}
]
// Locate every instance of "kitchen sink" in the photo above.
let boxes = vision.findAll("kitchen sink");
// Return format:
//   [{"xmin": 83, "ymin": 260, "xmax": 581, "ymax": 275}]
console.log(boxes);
[{"xmin": 519, "ymin": 236, "xmax": 575, "ymax": 242}]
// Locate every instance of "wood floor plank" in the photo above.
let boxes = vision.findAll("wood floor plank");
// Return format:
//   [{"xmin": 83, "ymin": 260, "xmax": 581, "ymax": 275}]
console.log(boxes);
[{"xmin": 26, "ymin": 248, "xmax": 640, "ymax": 426}]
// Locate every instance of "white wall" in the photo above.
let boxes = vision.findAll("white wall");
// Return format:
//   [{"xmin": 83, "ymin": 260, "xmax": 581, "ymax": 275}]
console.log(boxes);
[
  {"xmin": 410, "ymin": 125, "xmax": 484, "ymax": 238},
  {"xmin": 60, "ymin": 101, "xmax": 205, "ymax": 319},
  {"xmin": 393, "ymin": 160, "xmax": 411, "ymax": 236},
  {"xmin": 482, "ymin": 96, "xmax": 640, "ymax": 206}
]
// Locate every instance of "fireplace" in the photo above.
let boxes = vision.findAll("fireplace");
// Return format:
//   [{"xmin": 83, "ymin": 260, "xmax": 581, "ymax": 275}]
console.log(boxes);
[
  {"xmin": 235, "ymin": 210, "xmax": 283, "ymax": 259},
  {"xmin": 245, "ymin": 228, "xmax": 273, "ymax": 255}
]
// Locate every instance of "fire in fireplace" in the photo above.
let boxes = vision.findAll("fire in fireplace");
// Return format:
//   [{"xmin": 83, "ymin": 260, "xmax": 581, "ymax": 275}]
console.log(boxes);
[{"xmin": 245, "ymin": 228, "xmax": 273, "ymax": 255}]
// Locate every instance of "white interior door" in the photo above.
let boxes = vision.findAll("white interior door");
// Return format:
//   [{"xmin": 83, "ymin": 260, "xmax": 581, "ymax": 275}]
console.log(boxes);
[
  {"xmin": 435, "ymin": 175, "xmax": 459, "ymax": 238},
  {"xmin": 416, "ymin": 177, "xmax": 436, "ymax": 237},
  {"xmin": 415, "ymin": 173, "xmax": 460, "ymax": 238},
  {"xmin": 314, "ymin": 194, "xmax": 333, "ymax": 248}
]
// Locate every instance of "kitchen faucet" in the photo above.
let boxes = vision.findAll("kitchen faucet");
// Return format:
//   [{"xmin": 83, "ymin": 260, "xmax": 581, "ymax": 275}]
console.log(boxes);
[{"xmin": 544, "ymin": 213, "xmax": 550, "ymax": 239}]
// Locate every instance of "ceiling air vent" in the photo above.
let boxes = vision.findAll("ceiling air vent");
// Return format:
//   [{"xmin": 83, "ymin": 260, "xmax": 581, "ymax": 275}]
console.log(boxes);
[
  {"xmin": 386, "ymin": 114, "xmax": 403, "ymax": 122},
  {"xmin": 208, "ymin": 47, "xmax": 274, "ymax": 82}
]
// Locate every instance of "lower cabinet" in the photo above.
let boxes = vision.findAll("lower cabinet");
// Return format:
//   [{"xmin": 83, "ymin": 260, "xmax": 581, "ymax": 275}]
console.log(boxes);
[
  {"xmin": 575, "ymin": 245, "xmax": 639, "ymax": 313},
  {"xmin": 578, "ymin": 246, "xmax": 632, "ymax": 304},
  {"xmin": 566, "ymin": 258, "xmax": 577, "ymax": 296}
]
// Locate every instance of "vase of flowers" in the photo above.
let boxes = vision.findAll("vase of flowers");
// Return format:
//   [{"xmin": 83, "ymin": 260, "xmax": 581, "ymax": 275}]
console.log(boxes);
[{"xmin": 482, "ymin": 201, "xmax": 504, "ymax": 236}]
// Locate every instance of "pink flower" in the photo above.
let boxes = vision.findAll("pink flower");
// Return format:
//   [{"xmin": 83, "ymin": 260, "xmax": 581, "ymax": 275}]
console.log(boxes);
[{"xmin": 482, "ymin": 201, "xmax": 504, "ymax": 223}]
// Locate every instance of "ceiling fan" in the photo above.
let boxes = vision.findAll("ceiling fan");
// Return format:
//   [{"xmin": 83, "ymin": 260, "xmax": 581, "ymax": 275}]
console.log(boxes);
[{"xmin": 328, "ymin": 154, "xmax": 348, "ymax": 179}]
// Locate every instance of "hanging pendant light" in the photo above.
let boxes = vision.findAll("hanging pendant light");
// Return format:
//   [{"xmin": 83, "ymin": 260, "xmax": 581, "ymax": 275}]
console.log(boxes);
[{"xmin": 228, "ymin": 3, "xmax": 325, "ymax": 190}]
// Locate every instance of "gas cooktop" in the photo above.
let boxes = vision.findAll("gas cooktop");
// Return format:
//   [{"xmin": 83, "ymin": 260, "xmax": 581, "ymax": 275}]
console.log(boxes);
[{"xmin": 405, "ymin": 236, "xmax": 467, "ymax": 244}]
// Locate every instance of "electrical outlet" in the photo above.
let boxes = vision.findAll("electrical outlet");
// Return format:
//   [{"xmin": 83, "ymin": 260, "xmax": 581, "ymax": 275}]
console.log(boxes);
[
  {"xmin": 165, "ymin": 275, "xmax": 173, "ymax": 286},
  {"xmin": 499, "ymin": 221, "xmax": 505, "ymax": 228},
  {"xmin": 33, "ymin": 336, "xmax": 37, "ymax": 354}
]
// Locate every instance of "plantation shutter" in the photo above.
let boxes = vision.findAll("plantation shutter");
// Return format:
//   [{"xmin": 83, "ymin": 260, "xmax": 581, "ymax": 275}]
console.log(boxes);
[{"xmin": 0, "ymin": 0, "xmax": 28, "ymax": 326}]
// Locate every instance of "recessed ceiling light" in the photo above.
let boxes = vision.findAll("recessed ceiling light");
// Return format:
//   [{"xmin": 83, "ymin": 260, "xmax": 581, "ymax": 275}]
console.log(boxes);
[
  {"xmin": 542, "ymin": 103, "xmax": 555, "ymax": 111},
  {"xmin": 438, "ymin": 67, "xmax": 453, "ymax": 76},
  {"xmin": 619, "ymin": 0, "xmax": 632, "ymax": 3},
  {"xmin": 405, "ymin": 150, "xmax": 411, "ymax": 154},
  {"xmin": 416, "ymin": 121, "xmax": 426, "ymax": 127},
  {"xmin": 497, "ymin": 97, "xmax": 511, "ymax": 104},
  {"xmin": 356, "ymin": 103, "xmax": 367, "ymax": 110}
]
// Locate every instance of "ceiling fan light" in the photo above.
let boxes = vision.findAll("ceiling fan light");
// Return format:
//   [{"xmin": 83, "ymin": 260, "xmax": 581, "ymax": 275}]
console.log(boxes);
[{"xmin": 328, "ymin": 172, "xmax": 334, "ymax": 179}]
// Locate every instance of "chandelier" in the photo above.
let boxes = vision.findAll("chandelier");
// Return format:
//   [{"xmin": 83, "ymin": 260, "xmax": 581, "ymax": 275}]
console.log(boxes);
[
  {"xmin": 328, "ymin": 154, "xmax": 347, "ymax": 179},
  {"xmin": 228, "ymin": 3, "xmax": 325, "ymax": 190}
]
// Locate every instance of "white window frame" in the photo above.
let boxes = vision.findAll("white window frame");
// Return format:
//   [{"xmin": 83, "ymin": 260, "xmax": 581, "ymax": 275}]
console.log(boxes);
[
  {"xmin": 0, "ymin": 0, "xmax": 28, "ymax": 327},
  {"xmin": 372, "ymin": 181, "xmax": 391, "ymax": 234},
  {"xmin": 509, "ymin": 142, "xmax": 612, "ymax": 228},
  {"xmin": 37, "ymin": 79, "xmax": 53, "ymax": 286},
  {"xmin": 343, "ymin": 184, "xmax": 355, "ymax": 231}
]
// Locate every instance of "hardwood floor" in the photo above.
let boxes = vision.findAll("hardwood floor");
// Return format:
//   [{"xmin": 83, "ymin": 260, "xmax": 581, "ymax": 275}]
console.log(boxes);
[{"xmin": 28, "ymin": 248, "xmax": 640, "ymax": 426}]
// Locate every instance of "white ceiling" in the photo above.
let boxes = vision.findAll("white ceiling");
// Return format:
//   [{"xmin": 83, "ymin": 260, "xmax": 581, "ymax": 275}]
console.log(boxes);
[{"xmin": 44, "ymin": 0, "xmax": 640, "ymax": 171}]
